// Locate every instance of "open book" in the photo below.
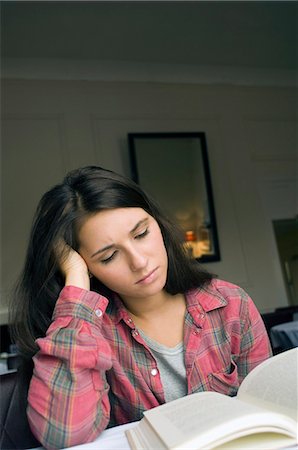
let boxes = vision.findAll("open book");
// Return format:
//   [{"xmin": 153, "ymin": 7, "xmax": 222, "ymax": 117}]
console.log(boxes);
[{"xmin": 126, "ymin": 348, "xmax": 298, "ymax": 449}]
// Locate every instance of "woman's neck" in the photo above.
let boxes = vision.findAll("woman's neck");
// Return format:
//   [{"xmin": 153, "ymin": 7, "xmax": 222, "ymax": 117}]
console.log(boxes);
[
  {"xmin": 121, "ymin": 290, "xmax": 180, "ymax": 319},
  {"xmin": 122, "ymin": 291, "xmax": 187, "ymax": 347}
]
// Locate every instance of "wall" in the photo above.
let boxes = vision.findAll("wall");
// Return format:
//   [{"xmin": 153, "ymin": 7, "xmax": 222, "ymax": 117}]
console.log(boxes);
[{"xmin": 1, "ymin": 78, "xmax": 296, "ymax": 323}]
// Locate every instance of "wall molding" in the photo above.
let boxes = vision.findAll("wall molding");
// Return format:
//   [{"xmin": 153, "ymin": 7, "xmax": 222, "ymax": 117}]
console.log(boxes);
[{"xmin": 3, "ymin": 58, "xmax": 297, "ymax": 87}]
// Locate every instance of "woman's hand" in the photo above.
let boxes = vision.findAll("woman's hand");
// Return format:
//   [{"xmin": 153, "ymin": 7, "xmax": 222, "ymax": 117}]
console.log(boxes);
[{"xmin": 56, "ymin": 240, "xmax": 91, "ymax": 290}]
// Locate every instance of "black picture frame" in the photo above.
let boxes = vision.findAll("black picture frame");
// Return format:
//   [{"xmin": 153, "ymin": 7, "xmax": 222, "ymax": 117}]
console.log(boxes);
[{"xmin": 128, "ymin": 132, "xmax": 220, "ymax": 263}]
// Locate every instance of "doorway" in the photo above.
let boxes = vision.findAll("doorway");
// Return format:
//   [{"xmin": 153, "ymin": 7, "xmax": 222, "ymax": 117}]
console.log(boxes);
[{"xmin": 273, "ymin": 218, "xmax": 298, "ymax": 306}]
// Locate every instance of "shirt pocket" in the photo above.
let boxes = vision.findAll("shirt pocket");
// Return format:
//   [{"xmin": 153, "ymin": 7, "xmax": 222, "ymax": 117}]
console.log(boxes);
[{"xmin": 208, "ymin": 360, "xmax": 239, "ymax": 397}]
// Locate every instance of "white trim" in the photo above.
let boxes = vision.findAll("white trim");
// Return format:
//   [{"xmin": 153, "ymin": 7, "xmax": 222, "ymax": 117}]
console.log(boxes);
[{"xmin": 2, "ymin": 58, "xmax": 297, "ymax": 87}]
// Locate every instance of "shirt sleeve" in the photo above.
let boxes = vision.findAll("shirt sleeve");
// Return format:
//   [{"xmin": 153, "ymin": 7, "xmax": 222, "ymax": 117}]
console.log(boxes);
[
  {"xmin": 236, "ymin": 291, "xmax": 273, "ymax": 383},
  {"xmin": 27, "ymin": 285, "xmax": 113, "ymax": 450}
]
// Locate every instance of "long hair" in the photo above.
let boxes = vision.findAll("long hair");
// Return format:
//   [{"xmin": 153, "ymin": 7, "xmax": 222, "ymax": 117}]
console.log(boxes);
[{"xmin": 10, "ymin": 166, "xmax": 213, "ymax": 358}]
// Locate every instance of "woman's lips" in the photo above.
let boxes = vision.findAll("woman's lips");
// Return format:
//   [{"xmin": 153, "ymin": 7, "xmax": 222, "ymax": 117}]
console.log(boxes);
[{"xmin": 136, "ymin": 267, "xmax": 158, "ymax": 284}]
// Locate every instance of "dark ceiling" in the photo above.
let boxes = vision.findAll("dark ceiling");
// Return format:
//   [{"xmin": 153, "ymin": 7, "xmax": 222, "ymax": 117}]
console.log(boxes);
[{"xmin": 1, "ymin": 1, "xmax": 297, "ymax": 70}]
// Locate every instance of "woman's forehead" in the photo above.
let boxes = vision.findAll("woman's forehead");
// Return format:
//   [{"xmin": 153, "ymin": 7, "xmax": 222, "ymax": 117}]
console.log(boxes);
[{"xmin": 79, "ymin": 207, "xmax": 151, "ymax": 239}]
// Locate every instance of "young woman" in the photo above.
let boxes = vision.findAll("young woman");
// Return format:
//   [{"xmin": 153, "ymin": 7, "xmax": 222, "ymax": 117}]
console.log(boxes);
[{"xmin": 10, "ymin": 166, "xmax": 272, "ymax": 449}]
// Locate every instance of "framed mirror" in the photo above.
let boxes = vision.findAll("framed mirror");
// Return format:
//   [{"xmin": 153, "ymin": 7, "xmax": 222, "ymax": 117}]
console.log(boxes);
[{"xmin": 128, "ymin": 132, "xmax": 220, "ymax": 263}]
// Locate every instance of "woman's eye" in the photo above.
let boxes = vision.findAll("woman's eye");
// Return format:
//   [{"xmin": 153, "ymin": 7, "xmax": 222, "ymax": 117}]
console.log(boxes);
[
  {"xmin": 101, "ymin": 251, "xmax": 117, "ymax": 264},
  {"xmin": 135, "ymin": 228, "xmax": 149, "ymax": 239}
]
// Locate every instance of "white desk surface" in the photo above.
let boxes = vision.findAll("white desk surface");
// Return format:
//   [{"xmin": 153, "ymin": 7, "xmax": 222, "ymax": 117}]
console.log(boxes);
[{"xmin": 33, "ymin": 422, "xmax": 137, "ymax": 450}]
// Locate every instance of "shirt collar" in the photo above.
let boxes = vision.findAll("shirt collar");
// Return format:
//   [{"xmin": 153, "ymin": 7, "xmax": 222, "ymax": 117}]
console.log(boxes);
[
  {"xmin": 186, "ymin": 280, "xmax": 228, "ymax": 313},
  {"xmin": 185, "ymin": 280, "xmax": 228, "ymax": 327},
  {"xmin": 106, "ymin": 292, "xmax": 133, "ymax": 325}
]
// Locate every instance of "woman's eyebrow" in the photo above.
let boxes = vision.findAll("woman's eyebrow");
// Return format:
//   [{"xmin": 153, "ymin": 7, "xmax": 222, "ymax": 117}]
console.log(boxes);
[
  {"xmin": 130, "ymin": 218, "xmax": 148, "ymax": 234},
  {"xmin": 91, "ymin": 218, "xmax": 149, "ymax": 258},
  {"xmin": 91, "ymin": 244, "xmax": 115, "ymax": 258}
]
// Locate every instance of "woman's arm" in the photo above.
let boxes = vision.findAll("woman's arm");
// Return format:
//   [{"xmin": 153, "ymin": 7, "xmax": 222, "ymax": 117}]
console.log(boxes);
[
  {"xmin": 27, "ymin": 245, "xmax": 113, "ymax": 449},
  {"xmin": 236, "ymin": 293, "xmax": 272, "ymax": 383},
  {"xmin": 27, "ymin": 286, "xmax": 113, "ymax": 449}
]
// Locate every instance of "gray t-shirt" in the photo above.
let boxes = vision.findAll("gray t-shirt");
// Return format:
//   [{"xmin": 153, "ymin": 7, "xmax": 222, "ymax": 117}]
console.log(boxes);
[{"xmin": 138, "ymin": 329, "xmax": 187, "ymax": 402}]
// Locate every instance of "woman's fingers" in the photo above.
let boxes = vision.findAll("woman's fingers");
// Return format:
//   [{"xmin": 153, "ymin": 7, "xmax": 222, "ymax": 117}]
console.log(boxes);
[{"xmin": 54, "ymin": 239, "xmax": 91, "ymax": 289}]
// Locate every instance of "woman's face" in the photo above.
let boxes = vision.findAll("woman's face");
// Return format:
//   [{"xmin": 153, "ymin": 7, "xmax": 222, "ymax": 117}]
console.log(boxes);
[{"xmin": 78, "ymin": 207, "xmax": 168, "ymax": 303}]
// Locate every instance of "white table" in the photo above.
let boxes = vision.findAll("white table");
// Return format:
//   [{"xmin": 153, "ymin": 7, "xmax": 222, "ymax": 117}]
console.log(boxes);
[
  {"xmin": 270, "ymin": 321, "xmax": 298, "ymax": 351},
  {"xmin": 33, "ymin": 422, "xmax": 137, "ymax": 450}
]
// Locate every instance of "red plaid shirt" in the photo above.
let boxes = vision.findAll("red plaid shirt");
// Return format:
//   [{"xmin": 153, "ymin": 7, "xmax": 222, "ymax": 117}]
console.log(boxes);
[{"xmin": 27, "ymin": 279, "xmax": 272, "ymax": 449}]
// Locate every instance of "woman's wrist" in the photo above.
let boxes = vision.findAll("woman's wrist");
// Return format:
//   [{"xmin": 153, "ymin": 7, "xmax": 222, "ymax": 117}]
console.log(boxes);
[{"xmin": 65, "ymin": 270, "xmax": 90, "ymax": 290}]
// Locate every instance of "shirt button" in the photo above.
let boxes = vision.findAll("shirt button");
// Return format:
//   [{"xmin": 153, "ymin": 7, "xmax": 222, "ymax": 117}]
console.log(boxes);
[
  {"xmin": 95, "ymin": 308, "xmax": 102, "ymax": 317},
  {"xmin": 151, "ymin": 368, "xmax": 158, "ymax": 376},
  {"xmin": 132, "ymin": 330, "xmax": 139, "ymax": 337}
]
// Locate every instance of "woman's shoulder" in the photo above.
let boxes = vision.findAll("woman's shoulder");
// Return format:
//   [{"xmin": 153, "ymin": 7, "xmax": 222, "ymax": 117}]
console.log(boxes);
[{"xmin": 208, "ymin": 278, "xmax": 248, "ymax": 296}]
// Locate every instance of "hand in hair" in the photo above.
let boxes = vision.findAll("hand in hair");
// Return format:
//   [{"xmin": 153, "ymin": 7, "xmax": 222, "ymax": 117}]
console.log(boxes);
[{"xmin": 55, "ymin": 240, "xmax": 91, "ymax": 291}]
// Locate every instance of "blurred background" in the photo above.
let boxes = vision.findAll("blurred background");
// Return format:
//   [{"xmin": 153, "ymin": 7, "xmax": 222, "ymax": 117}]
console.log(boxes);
[{"xmin": 1, "ymin": 2, "xmax": 297, "ymax": 355}]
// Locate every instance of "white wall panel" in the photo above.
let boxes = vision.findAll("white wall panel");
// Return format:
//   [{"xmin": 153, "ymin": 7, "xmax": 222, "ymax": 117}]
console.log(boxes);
[{"xmin": 246, "ymin": 119, "xmax": 297, "ymax": 220}]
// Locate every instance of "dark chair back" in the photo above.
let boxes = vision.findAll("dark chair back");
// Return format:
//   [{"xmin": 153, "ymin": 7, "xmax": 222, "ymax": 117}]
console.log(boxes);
[
  {"xmin": 261, "ymin": 310, "xmax": 293, "ymax": 335},
  {"xmin": 0, "ymin": 369, "xmax": 40, "ymax": 449}
]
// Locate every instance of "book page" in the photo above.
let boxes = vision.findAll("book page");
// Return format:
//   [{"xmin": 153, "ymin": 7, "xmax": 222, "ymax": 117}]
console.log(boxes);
[
  {"xmin": 131, "ymin": 419, "xmax": 167, "ymax": 450},
  {"xmin": 238, "ymin": 348, "xmax": 298, "ymax": 420},
  {"xmin": 142, "ymin": 392, "xmax": 297, "ymax": 449},
  {"xmin": 216, "ymin": 432, "xmax": 297, "ymax": 450}
]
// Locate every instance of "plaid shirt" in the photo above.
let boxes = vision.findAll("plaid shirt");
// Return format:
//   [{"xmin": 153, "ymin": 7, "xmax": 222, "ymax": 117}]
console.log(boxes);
[{"xmin": 27, "ymin": 278, "xmax": 272, "ymax": 449}]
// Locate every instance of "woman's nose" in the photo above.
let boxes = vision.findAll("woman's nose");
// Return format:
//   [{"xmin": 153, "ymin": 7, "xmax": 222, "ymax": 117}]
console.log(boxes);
[{"xmin": 129, "ymin": 248, "xmax": 147, "ymax": 271}]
